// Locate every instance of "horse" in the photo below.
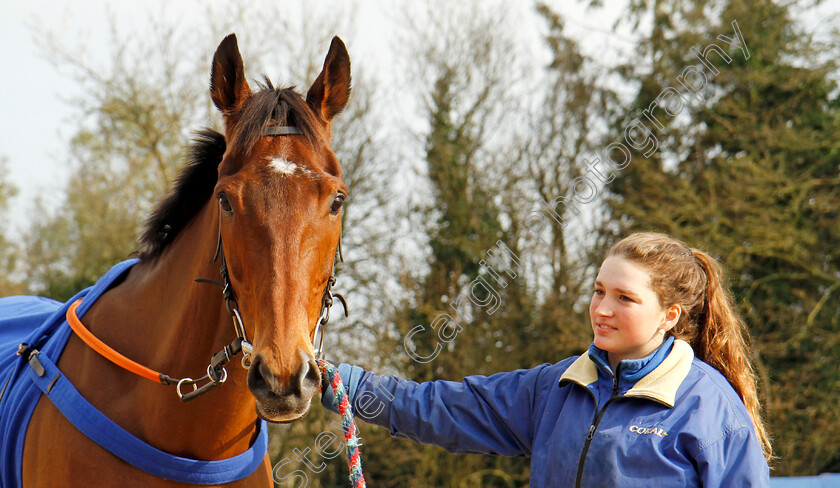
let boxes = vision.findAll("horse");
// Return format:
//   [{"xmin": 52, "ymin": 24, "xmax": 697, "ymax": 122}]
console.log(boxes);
[{"xmin": 0, "ymin": 33, "xmax": 351, "ymax": 487}]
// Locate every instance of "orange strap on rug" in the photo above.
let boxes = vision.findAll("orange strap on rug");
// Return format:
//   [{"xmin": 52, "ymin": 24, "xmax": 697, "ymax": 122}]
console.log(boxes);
[{"xmin": 66, "ymin": 299, "xmax": 164, "ymax": 384}]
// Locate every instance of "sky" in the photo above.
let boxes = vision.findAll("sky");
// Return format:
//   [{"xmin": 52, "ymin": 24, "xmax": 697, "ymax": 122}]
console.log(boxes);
[
  {"xmin": 2, "ymin": 1, "xmax": 79, "ymax": 222},
  {"xmin": 0, "ymin": 1, "xmax": 385, "ymax": 231},
  {"xmin": 1, "ymin": 1, "xmax": 208, "ymax": 230},
  {"xmin": 3, "ymin": 0, "xmax": 835, "ymax": 237},
  {"xmin": 1, "ymin": 1, "xmax": 275, "ymax": 230}
]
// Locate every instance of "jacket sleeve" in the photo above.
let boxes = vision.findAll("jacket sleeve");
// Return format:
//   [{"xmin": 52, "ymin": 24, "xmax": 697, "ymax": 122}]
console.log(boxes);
[
  {"xmin": 694, "ymin": 426, "xmax": 770, "ymax": 487},
  {"xmin": 348, "ymin": 364, "xmax": 554, "ymax": 457}
]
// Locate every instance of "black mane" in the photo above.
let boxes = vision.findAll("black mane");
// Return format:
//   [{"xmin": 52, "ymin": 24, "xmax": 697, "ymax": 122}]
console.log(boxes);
[
  {"xmin": 136, "ymin": 129, "xmax": 225, "ymax": 260},
  {"xmin": 137, "ymin": 84, "xmax": 322, "ymax": 261}
]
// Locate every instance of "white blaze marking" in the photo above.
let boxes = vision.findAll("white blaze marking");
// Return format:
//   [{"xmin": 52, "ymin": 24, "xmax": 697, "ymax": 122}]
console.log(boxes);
[{"xmin": 268, "ymin": 157, "xmax": 298, "ymax": 175}]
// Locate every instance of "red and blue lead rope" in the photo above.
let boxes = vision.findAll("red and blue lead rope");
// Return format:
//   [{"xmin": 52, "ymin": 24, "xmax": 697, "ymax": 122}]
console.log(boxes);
[{"xmin": 317, "ymin": 360, "xmax": 366, "ymax": 488}]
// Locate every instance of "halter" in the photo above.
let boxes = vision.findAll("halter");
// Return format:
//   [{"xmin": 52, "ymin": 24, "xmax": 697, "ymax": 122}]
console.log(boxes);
[
  {"xmin": 315, "ymin": 239, "xmax": 348, "ymax": 359},
  {"xmin": 65, "ymin": 125, "xmax": 348, "ymax": 402}
]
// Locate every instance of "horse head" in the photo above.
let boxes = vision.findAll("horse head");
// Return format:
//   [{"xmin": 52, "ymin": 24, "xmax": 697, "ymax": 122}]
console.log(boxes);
[{"xmin": 209, "ymin": 34, "xmax": 350, "ymax": 423}]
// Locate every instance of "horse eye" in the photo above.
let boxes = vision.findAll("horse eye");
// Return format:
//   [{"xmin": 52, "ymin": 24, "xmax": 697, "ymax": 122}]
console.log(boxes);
[
  {"xmin": 218, "ymin": 194, "xmax": 233, "ymax": 214},
  {"xmin": 330, "ymin": 194, "xmax": 345, "ymax": 215}
]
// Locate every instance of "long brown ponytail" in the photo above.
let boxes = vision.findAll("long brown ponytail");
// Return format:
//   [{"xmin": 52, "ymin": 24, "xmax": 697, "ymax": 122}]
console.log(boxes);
[{"xmin": 608, "ymin": 232, "xmax": 772, "ymax": 460}]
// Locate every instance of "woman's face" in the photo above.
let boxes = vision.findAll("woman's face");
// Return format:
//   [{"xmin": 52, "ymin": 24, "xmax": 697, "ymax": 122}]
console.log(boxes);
[{"xmin": 589, "ymin": 256, "xmax": 679, "ymax": 368}]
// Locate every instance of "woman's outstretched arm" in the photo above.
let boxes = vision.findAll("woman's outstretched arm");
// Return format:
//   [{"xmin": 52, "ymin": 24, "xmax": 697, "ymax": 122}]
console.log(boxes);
[{"xmin": 322, "ymin": 361, "xmax": 571, "ymax": 457}]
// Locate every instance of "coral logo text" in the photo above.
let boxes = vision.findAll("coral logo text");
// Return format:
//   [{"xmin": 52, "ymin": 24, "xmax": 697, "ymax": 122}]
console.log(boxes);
[{"xmin": 629, "ymin": 425, "xmax": 668, "ymax": 437}]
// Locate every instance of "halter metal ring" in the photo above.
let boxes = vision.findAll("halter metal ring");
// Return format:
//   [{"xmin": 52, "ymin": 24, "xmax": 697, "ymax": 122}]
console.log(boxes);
[
  {"xmin": 241, "ymin": 340, "xmax": 254, "ymax": 369},
  {"xmin": 231, "ymin": 308, "xmax": 247, "ymax": 341},
  {"xmin": 319, "ymin": 301, "xmax": 331, "ymax": 326},
  {"xmin": 207, "ymin": 364, "xmax": 228, "ymax": 384},
  {"xmin": 313, "ymin": 322, "xmax": 325, "ymax": 360},
  {"xmin": 176, "ymin": 378, "xmax": 198, "ymax": 399}
]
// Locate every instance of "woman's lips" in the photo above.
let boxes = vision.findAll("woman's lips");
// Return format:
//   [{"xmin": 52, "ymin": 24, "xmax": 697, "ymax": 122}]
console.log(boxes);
[{"xmin": 596, "ymin": 323, "xmax": 617, "ymax": 333}]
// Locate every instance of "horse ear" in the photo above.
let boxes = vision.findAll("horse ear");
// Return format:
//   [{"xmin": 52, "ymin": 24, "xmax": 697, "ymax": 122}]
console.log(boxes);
[
  {"xmin": 306, "ymin": 36, "xmax": 351, "ymax": 122},
  {"xmin": 210, "ymin": 34, "xmax": 251, "ymax": 114}
]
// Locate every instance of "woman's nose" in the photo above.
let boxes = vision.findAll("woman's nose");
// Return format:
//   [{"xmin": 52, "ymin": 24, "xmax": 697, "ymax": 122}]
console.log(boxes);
[{"xmin": 594, "ymin": 299, "xmax": 613, "ymax": 316}]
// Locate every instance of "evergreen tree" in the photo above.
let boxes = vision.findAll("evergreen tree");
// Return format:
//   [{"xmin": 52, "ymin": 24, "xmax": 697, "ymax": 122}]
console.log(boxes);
[{"xmin": 601, "ymin": 0, "xmax": 840, "ymax": 474}]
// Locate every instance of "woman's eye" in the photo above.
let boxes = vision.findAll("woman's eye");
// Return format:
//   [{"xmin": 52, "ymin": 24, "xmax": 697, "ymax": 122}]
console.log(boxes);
[
  {"xmin": 620, "ymin": 295, "xmax": 633, "ymax": 302},
  {"xmin": 593, "ymin": 289, "xmax": 604, "ymax": 296},
  {"xmin": 218, "ymin": 194, "xmax": 233, "ymax": 214},
  {"xmin": 330, "ymin": 194, "xmax": 345, "ymax": 215}
]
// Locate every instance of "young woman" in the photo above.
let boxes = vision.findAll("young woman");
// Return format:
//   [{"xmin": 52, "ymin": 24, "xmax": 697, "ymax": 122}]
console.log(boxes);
[{"xmin": 323, "ymin": 232, "xmax": 772, "ymax": 486}]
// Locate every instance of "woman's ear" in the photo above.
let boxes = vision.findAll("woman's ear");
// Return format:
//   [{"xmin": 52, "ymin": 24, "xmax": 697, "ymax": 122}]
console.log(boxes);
[{"xmin": 661, "ymin": 304, "xmax": 681, "ymax": 332}]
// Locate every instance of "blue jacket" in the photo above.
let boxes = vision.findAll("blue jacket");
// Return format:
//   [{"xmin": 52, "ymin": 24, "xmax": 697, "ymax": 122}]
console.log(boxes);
[{"xmin": 331, "ymin": 337, "xmax": 770, "ymax": 487}]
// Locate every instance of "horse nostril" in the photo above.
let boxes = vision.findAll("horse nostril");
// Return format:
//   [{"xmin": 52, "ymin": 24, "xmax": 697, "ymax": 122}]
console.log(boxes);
[
  {"xmin": 285, "ymin": 352, "xmax": 317, "ymax": 396},
  {"xmin": 301, "ymin": 355, "xmax": 321, "ymax": 393},
  {"xmin": 247, "ymin": 355, "xmax": 270, "ymax": 394}
]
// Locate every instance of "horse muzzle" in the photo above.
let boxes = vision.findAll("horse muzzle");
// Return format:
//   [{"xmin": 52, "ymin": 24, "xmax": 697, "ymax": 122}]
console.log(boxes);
[{"xmin": 246, "ymin": 348, "xmax": 320, "ymax": 423}]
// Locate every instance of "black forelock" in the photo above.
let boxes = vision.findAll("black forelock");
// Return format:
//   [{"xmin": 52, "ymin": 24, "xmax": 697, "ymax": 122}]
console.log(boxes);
[{"xmin": 229, "ymin": 80, "xmax": 323, "ymax": 157}]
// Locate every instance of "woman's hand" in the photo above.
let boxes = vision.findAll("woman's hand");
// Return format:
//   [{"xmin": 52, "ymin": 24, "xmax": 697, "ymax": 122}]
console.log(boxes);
[{"xmin": 320, "ymin": 362, "xmax": 365, "ymax": 414}]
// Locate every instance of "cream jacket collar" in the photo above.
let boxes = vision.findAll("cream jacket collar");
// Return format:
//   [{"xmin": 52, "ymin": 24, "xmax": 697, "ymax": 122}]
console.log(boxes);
[{"xmin": 559, "ymin": 339, "xmax": 695, "ymax": 408}]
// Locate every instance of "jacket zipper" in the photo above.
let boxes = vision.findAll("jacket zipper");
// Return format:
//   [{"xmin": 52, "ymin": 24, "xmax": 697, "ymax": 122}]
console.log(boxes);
[{"xmin": 575, "ymin": 364, "xmax": 621, "ymax": 488}]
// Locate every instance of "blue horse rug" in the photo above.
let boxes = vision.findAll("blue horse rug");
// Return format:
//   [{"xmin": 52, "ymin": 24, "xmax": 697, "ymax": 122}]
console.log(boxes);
[{"xmin": 0, "ymin": 259, "xmax": 267, "ymax": 487}]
